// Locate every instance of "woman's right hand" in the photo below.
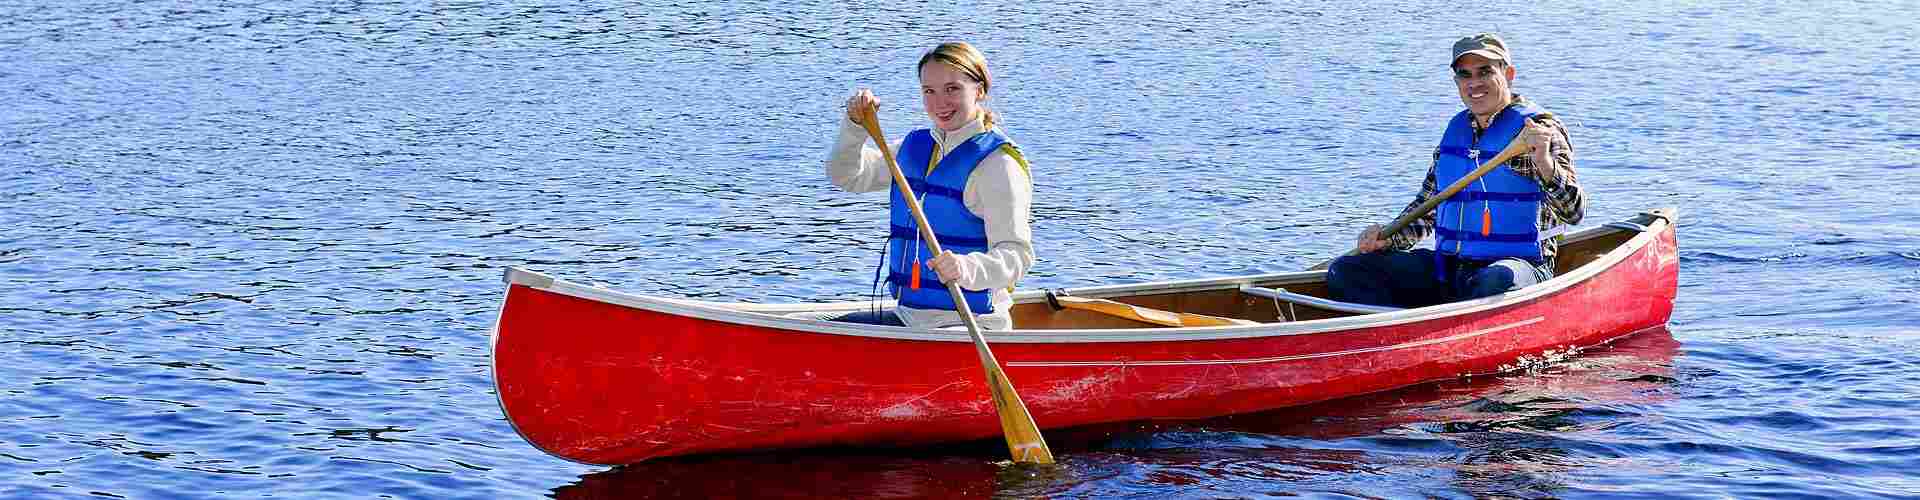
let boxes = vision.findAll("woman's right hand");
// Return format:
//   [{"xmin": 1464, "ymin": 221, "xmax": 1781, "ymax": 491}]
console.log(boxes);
[{"xmin": 845, "ymin": 88, "xmax": 880, "ymax": 126}]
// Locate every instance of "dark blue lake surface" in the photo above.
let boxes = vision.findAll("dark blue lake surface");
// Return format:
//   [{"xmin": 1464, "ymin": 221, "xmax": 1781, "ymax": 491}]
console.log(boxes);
[{"xmin": 4, "ymin": 1, "xmax": 1918, "ymax": 498}]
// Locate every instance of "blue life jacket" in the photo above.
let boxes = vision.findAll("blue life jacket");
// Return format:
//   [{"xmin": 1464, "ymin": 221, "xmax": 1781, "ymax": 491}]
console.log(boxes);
[
  {"xmin": 886, "ymin": 129, "xmax": 1009, "ymax": 313},
  {"xmin": 1432, "ymin": 101, "xmax": 1558, "ymax": 266}
]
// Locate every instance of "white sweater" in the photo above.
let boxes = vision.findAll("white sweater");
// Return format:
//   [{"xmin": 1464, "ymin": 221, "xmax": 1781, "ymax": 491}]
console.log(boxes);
[{"xmin": 826, "ymin": 116, "xmax": 1035, "ymax": 330}]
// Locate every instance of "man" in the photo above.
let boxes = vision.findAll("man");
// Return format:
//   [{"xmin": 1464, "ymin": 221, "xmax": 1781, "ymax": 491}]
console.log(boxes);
[{"xmin": 1326, "ymin": 33, "xmax": 1585, "ymax": 308}]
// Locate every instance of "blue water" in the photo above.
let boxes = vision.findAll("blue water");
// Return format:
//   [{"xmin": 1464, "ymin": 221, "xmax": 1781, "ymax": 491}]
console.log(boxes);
[{"xmin": 4, "ymin": 1, "xmax": 1917, "ymax": 497}]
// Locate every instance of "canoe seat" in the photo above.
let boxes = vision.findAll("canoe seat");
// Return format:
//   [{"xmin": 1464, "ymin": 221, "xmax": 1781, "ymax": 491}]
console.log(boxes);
[{"xmin": 1239, "ymin": 285, "xmax": 1403, "ymax": 315}]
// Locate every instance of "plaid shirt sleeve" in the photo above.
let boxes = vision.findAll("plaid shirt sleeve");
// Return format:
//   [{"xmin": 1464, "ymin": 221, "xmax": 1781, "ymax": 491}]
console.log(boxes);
[
  {"xmin": 1384, "ymin": 97, "xmax": 1584, "ymax": 257},
  {"xmin": 1509, "ymin": 113, "xmax": 1584, "ymax": 229}
]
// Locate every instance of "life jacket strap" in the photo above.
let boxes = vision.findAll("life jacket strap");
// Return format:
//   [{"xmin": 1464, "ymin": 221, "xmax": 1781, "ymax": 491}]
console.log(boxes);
[
  {"xmin": 889, "ymin": 224, "xmax": 989, "ymax": 249},
  {"xmin": 1452, "ymin": 191, "xmax": 1544, "ymax": 203}
]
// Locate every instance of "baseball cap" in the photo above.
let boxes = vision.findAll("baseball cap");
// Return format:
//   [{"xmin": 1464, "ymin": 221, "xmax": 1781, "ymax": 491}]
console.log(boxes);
[{"xmin": 1451, "ymin": 33, "xmax": 1510, "ymax": 67}]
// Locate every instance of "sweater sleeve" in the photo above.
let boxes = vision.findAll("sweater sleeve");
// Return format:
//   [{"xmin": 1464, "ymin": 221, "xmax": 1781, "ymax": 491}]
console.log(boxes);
[
  {"xmin": 949, "ymin": 146, "xmax": 1035, "ymax": 291},
  {"xmin": 826, "ymin": 117, "xmax": 902, "ymax": 193}
]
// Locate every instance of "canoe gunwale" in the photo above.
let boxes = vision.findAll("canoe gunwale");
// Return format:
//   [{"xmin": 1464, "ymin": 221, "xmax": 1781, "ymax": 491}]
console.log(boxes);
[{"xmin": 496, "ymin": 208, "xmax": 1674, "ymax": 344}]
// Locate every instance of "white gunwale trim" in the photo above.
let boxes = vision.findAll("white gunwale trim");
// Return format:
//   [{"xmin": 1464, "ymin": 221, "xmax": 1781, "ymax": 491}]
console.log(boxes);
[
  {"xmin": 497, "ymin": 209, "xmax": 1674, "ymax": 344},
  {"xmin": 1006, "ymin": 316, "xmax": 1545, "ymax": 367}
]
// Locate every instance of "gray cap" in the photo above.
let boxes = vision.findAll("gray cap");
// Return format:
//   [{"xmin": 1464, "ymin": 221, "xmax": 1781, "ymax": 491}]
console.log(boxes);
[{"xmin": 1450, "ymin": 33, "xmax": 1510, "ymax": 67}]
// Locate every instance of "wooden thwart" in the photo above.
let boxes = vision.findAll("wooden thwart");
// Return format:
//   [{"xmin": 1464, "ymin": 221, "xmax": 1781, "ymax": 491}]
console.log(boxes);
[
  {"xmin": 1053, "ymin": 296, "xmax": 1259, "ymax": 327},
  {"xmin": 1238, "ymin": 285, "xmax": 1403, "ymax": 315}
]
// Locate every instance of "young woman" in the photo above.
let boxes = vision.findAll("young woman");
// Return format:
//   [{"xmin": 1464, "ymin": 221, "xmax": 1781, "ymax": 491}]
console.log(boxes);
[{"xmin": 825, "ymin": 41, "xmax": 1034, "ymax": 330}]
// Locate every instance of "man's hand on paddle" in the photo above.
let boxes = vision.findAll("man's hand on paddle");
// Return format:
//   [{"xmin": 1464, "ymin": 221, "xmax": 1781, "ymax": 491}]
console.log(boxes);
[
  {"xmin": 1355, "ymin": 224, "xmax": 1389, "ymax": 253},
  {"xmin": 1516, "ymin": 121, "xmax": 1561, "ymax": 184}
]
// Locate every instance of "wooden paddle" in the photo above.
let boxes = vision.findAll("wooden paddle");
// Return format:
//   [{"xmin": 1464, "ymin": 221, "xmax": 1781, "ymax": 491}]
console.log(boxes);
[
  {"xmin": 852, "ymin": 104, "xmax": 1054, "ymax": 464},
  {"xmin": 1310, "ymin": 132, "xmax": 1539, "ymax": 271},
  {"xmin": 1053, "ymin": 295, "xmax": 1258, "ymax": 327}
]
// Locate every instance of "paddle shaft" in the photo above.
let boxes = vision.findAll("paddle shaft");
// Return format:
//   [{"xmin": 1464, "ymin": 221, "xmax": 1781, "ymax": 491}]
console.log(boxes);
[
  {"xmin": 1311, "ymin": 133, "xmax": 1538, "ymax": 271},
  {"xmin": 1385, "ymin": 137, "xmax": 1536, "ymax": 238},
  {"xmin": 853, "ymin": 105, "xmax": 1054, "ymax": 464}
]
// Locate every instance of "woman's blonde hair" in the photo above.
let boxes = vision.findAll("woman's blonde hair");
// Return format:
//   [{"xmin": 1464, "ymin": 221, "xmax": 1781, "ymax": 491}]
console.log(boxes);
[{"xmin": 917, "ymin": 41, "xmax": 997, "ymax": 128}]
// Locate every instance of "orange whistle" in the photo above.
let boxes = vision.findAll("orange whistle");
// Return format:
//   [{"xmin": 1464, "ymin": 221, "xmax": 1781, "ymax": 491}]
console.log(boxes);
[
  {"xmin": 1480, "ymin": 207, "xmax": 1492, "ymax": 236},
  {"xmin": 910, "ymin": 265, "xmax": 922, "ymax": 289}
]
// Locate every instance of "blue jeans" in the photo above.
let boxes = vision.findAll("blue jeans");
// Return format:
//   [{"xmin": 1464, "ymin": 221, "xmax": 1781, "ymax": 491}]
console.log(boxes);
[{"xmin": 1326, "ymin": 249, "xmax": 1552, "ymax": 308}]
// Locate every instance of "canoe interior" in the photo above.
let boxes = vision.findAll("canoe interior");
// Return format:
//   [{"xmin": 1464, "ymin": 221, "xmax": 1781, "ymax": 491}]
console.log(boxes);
[{"xmin": 1009, "ymin": 223, "xmax": 1643, "ymax": 330}]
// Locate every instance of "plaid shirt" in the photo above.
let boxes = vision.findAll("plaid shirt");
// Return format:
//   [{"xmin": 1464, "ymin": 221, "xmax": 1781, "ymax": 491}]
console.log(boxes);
[{"xmin": 1384, "ymin": 95, "xmax": 1585, "ymax": 261}]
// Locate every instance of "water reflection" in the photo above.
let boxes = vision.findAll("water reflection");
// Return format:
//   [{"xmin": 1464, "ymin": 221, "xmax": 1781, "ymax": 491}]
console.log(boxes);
[
  {"xmin": 551, "ymin": 451, "xmax": 1007, "ymax": 499},
  {"xmin": 553, "ymin": 328, "xmax": 1680, "ymax": 497}
]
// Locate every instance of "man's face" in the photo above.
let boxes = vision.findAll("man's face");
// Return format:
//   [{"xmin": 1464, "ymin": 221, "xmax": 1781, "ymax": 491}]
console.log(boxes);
[{"xmin": 1452, "ymin": 53, "xmax": 1516, "ymax": 120}]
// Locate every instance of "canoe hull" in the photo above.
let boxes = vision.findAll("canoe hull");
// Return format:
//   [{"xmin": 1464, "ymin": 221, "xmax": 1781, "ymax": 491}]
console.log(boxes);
[{"xmin": 494, "ymin": 212, "xmax": 1678, "ymax": 465}]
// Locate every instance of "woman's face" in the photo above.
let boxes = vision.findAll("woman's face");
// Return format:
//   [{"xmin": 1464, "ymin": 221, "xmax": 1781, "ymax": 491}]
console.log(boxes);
[{"xmin": 920, "ymin": 62, "xmax": 985, "ymax": 132}]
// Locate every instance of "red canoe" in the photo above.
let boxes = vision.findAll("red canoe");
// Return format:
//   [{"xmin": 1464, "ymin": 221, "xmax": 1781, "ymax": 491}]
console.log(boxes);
[{"xmin": 492, "ymin": 208, "xmax": 1679, "ymax": 465}]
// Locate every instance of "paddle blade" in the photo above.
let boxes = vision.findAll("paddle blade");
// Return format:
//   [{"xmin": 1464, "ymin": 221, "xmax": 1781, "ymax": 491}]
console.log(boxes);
[
  {"xmin": 1054, "ymin": 296, "xmax": 1256, "ymax": 327},
  {"xmin": 981, "ymin": 362, "xmax": 1054, "ymax": 464}
]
